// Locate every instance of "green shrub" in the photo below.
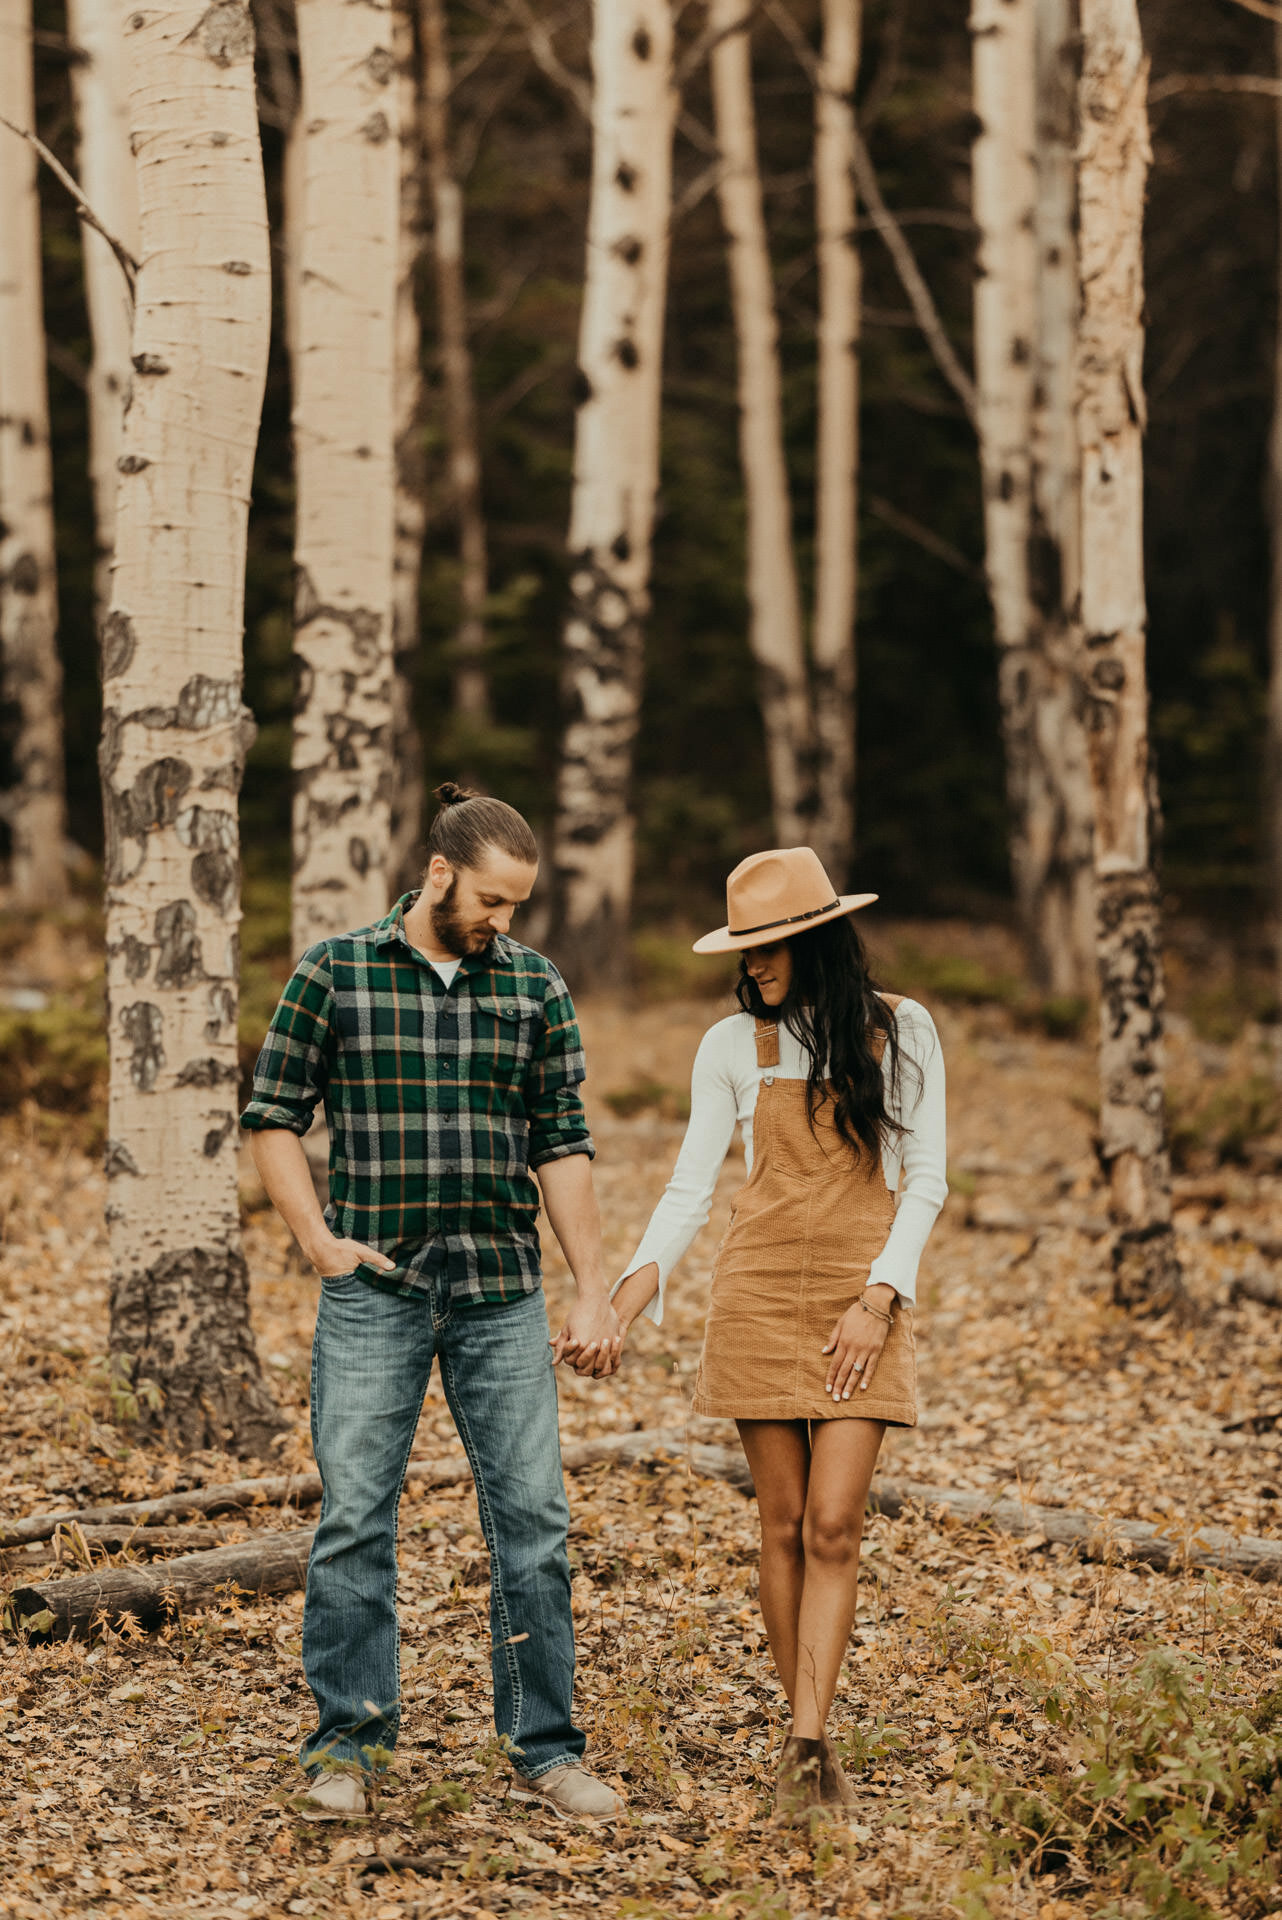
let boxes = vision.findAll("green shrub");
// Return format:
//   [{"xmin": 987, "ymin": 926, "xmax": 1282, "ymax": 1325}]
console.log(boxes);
[
  {"xmin": 0, "ymin": 998, "xmax": 106, "ymax": 1114},
  {"xmin": 963, "ymin": 1643, "xmax": 1282, "ymax": 1917}
]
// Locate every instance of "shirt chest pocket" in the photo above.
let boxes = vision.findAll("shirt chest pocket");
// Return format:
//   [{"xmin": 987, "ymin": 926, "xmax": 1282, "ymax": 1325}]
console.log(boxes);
[{"xmin": 468, "ymin": 994, "xmax": 544, "ymax": 1069}]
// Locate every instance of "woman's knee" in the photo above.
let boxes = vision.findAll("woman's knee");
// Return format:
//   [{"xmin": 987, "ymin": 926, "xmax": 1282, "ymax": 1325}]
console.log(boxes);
[
  {"xmin": 802, "ymin": 1505, "xmax": 864, "ymax": 1567},
  {"xmin": 758, "ymin": 1501, "xmax": 806, "ymax": 1557}
]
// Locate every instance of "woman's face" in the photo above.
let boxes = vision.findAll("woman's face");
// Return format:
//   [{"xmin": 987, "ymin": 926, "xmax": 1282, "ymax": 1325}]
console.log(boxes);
[{"xmin": 744, "ymin": 939, "xmax": 793, "ymax": 1007}]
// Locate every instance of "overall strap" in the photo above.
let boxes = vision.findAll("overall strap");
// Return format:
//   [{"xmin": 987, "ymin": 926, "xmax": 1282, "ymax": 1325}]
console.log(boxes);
[{"xmin": 754, "ymin": 1017, "xmax": 780, "ymax": 1069}]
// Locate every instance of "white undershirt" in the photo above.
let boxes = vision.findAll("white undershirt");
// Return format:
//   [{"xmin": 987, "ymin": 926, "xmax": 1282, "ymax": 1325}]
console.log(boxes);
[
  {"xmin": 616, "ymin": 997, "xmax": 948, "ymax": 1326},
  {"xmin": 429, "ymin": 958, "xmax": 462, "ymax": 987}
]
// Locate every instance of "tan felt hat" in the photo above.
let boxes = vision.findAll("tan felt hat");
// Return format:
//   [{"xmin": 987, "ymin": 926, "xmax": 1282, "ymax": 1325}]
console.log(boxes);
[{"xmin": 692, "ymin": 846, "xmax": 878, "ymax": 954}]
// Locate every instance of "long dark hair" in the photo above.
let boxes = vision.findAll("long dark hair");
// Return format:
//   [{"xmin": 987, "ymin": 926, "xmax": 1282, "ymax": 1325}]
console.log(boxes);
[{"xmin": 735, "ymin": 915, "xmax": 919, "ymax": 1160}]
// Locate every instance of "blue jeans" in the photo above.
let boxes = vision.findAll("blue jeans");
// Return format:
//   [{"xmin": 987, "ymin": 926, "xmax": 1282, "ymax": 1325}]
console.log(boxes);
[{"xmin": 301, "ymin": 1272, "xmax": 585, "ymax": 1778}]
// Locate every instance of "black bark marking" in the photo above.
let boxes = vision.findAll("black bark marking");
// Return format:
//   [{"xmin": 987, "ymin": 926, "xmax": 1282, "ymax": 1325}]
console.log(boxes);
[
  {"xmin": 176, "ymin": 1057, "xmax": 238, "ymax": 1087},
  {"xmin": 176, "ymin": 804, "xmax": 236, "ymax": 853},
  {"xmin": 615, "ymin": 338, "xmax": 640, "ymax": 370},
  {"xmin": 293, "ymin": 568, "xmax": 384, "ymax": 662},
  {"xmin": 100, "ymin": 610, "xmax": 136, "ymax": 680},
  {"xmin": 9, "ymin": 551, "xmax": 38, "ymax": 595},
  {"xmin": 1092, "ymin": 657, "xmax": 1126, "ymax": 692},
  {"xmin": 361, "ymin": 111, "xmax": 391, "ymax": 144},
  {"xmin": 998, "ymin": 469, "xmax": 1015, "ymax": 503},
  {"xmin": 632, "ymin": 25, "xmax": 651, "ymax": 58},
  {"xmin": 615, "ymin": 235, "xmax": 643, "ymax": 266},
  {"xmin": 198, "ymin": 0, "xmax": 254, "ymax": 67},
  {"xmin": 154, "ymin": 900, "xmax": 203, "ymax": 989},
  {"xmin": 117, "ymin": 454, "xmax": 150, "ymax": 474},
  {"xmin": 349, "ymin": 837, "xmax": 370, "ymax": 877},
  {"xmin": 120, "ymin": 1003, "xmax": 165, "ymax": 1091},
  {"xmin": 177, "ymin": 675, "xmax": 241, "ymax": 729},
  {"xmin": 366, "ymin": 45, "xmax": 394, "ymax": 84},
  {"xmin": 191, "ymin": 850, "xmax": 238, "ymax": 915},
  {"xmin": 122, "ymin": 933, "xmax": 151, "ymax": 982},
  {"xmin": 572, "ymin": 368, "xmax": 594, "ymax": 407},
  {"xmin": 610, "ymin": 532, "xmax": 631, "ymax": 563},
  {"xmin": 222, "ymin": 260, "xmax": 252, "ymax": 275},
  {"xmin": 204, "ymin": 984, "xmax": 236, "ymax": 1040},
  {"xmin": 202, "ymin": 1115, "xmax": 236, "ymax": 1158},
  {"xmin": 615, "ymin": 161, "xmax": 638, "ymax": 192},
  {"xmin": 104, "ymin": 1139, "xmax": 140, "ymax": 1179},
  {"xmin": 131, "ymin": 353, "xmax": 170, "ymax": 376}
]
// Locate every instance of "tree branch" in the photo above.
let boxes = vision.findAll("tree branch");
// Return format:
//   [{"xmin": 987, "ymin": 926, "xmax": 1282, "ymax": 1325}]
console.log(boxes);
[
  {"xmin": 0, "ymin": 115, "xmax": 138, "ymax": 300},
  {"xmin": 1149, "ymin": 71, "xmax": 1282, "ymax": 103},
  {"xmin": 1220, "ymin": 0, "xmax": 1282, "ymax": 24},
  {"xmin": 866, "ymin": 494, "xmax": 986, "ymax": 581},
  {"xmin": 761, "ymin": 0, "xmax": 977, "ymax": 427},
  {"xmin": 500, "ymin": 0, "xmax": 589, "ymax": 118}
]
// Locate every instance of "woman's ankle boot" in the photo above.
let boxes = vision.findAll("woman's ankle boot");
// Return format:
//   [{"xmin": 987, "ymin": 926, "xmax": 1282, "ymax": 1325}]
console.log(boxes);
[
  {"xmin": 773, "ymin": 1735, "xmax": 825, "ymax": 1824},
  {"xmin": 819, "ymin": 1732, "xmax": 856, "ymax": 1809}
]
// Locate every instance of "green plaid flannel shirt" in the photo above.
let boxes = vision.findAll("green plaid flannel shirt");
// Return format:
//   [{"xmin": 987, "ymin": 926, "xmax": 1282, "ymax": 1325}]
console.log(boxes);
[{"xmin": 239, "ymin": 895, "xmax": 594, "ymax": 1306}]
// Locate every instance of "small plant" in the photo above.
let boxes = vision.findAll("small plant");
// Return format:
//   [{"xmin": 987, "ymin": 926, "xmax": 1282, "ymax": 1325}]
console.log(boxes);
[{"xmin": 85, "ymin": 1351, "xmax": 164, "ymax": 1426}]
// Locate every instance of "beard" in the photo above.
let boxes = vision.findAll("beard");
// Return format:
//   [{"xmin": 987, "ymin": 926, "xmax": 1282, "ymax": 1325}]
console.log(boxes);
[{"xmin": 430, "ymin": 876, "xmax": 494, "ymax": 959}]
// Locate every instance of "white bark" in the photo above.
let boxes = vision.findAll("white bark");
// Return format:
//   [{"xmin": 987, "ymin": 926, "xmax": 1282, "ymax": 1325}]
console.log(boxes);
[
  {"xmin": 389, "ymin": 0, "xmax": 426, "ymax": 890},
  {"xmin": 811, "ymin": 0, "xmax": 860, "ymax": 882},
  {"xmin": 1076, "ymin": 0, "xmax": 1180, "ymax": 1310},
  {"xmin": 551, "ymin": 0, "xmax": 675, "ymax": 984},
  {"xmin": 710, "ymin": 0, "xmax": 815, "ymax": 848},
  {"xmin": 292, "ymin": 0, "xmax": 399, "ymax": 953},
  {"xmin": 422, "ymin": 0, "xmax": 491, "ymax": 734},
  {"xmin": 67, "ymin": 0, "xmax": 140, "ymax": 621},
  {"xmin": 1026, "ymin": 0, "xmax": 1095, "ymax": 999},
  {"xmin": 102, "ymin": 0, "xmax": 282, "ymax": 1450},
  {"xmin": 973, "ymin": 0, "xmax": 1094, "ymax": 997},
  {"xmin": 0, "ymin": 0, "xmax": 68, "ymax": 908}
]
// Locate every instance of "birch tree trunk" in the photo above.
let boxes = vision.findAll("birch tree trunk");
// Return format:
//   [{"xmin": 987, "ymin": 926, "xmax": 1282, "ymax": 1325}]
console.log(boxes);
[
  {"xmin": 1026, "ymin": 0, "xmax": 1095, "ymax": 1000},
  {"xmin": 389, "ymin": 0, "xmax": 427, "ymax": 891},
  {"xmin": 550, "ymin": 0, "xmax": 675, "ymax": 985},
  {"xmin": 292, "ymin": 0, "xmax": 399, "ymax": 954},
  {"xmin": 711, "ymin": 0, "xmax": 816, "ymax": 848},
  {"xmin": 67, "ymin": 0, "xmax": 140, "ymax": 622},
  {"xmin": 102, "ymin": 0, "xmax": 283, "ymax": 1452},
  {"xmin": 1075, "ymin": 0, "xmax": 1180, "ymax": 1312},
  {"xmin": 421, "ymin": 0, "xmax": 491, "ymax": 733},
  {"xmin": 811, "ymin": 0, "xmax": 860, "ymax": 883},
  {"xmin": 0, "ymin": 0, "xmax": 68, "ymax": 910},
  {"xmin": 1268, "ymin": 13, "xmax": 1282, "ymax": 1018}
]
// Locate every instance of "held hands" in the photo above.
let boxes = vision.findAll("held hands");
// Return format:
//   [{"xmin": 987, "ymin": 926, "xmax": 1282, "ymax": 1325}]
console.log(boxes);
[
  {"xmin": 307, "ymin": 1234, "xmax": 395, "ymax": 1278},
  {"xmin": 551, "ymin": 1289, "xmax": 624, "ymax": 1377},
  {"xmin": 822, "ymin": 1286, "xmax": 896, "ymax": 1402}
]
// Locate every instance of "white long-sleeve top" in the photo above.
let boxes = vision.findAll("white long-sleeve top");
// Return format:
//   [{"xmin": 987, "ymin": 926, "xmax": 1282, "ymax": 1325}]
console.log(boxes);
[{"xmin": 617, "ymin": 997, "xmax": 948, "ymax": 1326}]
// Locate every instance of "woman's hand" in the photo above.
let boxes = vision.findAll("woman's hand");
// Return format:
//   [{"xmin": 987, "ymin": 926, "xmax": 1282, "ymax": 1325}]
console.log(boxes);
[{"xmin": 822, "ymin": 1289, "xmax": 894, "ymax": 1401}]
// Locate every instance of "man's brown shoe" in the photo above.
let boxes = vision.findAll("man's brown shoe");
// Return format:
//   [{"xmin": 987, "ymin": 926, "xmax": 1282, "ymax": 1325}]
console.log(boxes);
[
  {"xmin": 772, "ymin": 1735, "xmax": 825, "ymax": 1825},
  {"xmin": 510, "ymin": 1764, "xmax": 623, "ymax": 1820}
]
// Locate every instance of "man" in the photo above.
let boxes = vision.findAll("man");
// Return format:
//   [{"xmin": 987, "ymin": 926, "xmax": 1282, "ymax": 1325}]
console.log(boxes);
[{"xmin": 241, "ymin": 783, "xmax": 622, "ymax": 1821}]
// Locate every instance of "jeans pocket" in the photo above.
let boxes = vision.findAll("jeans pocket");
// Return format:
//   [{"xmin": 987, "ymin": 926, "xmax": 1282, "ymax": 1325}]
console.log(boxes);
[{"xmin": 318, "ymin": 1267, "xmax": 361, "ymax": 1289}]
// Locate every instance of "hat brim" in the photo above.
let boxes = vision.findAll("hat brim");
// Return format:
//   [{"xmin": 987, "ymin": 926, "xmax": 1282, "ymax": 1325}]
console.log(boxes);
[{"xmin": 692, "ymin": 893, "xmax": 879, "ymax": 955}]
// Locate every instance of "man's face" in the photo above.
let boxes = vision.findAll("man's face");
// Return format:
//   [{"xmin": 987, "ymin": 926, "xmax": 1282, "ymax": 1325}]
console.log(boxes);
[{"xmin": 426, "ymin": 849, "xmax": 538, "ymax": 957}]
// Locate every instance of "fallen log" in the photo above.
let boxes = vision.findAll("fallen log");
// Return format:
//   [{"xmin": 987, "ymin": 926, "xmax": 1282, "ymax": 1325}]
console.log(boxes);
[
  {"xmin": 10, "ymin": 1432, "xmax": 1281, "ymax": 1640},
  {"xmin": 865, "ymin": 1480, "xmax": 1282, "ymax": 1582},
  {"xmin": 0, "ymin": 1428, "xmax": 748, "ymax": 1550},
  {"xmin": 6, "ymin": 1530, "xmax": 314, "ymax": 1639}
]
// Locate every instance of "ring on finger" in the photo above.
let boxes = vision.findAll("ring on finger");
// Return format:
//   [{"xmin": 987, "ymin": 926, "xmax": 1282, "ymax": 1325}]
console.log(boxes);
[{"xmin": 853, "ymin": 1359, "xmax": 865, "ymax": 1371}]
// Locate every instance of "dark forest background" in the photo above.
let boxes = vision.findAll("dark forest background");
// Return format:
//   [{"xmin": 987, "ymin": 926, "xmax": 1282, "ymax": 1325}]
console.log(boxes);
[{"xmin": 27, "ymin": 0, "xmax": 1277, "ymax": 931}]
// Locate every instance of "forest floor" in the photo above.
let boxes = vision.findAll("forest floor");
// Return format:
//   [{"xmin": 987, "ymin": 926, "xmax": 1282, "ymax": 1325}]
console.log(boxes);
[{"xmin": 2, "ymin": 916, "xmax": 1282, "ymax": 1917}]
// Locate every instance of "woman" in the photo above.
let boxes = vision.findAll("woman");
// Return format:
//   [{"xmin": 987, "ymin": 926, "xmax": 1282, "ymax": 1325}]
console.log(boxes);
[{"xmin": 611, "ymin": 847, "xmax": 947, "ymax": 1819}]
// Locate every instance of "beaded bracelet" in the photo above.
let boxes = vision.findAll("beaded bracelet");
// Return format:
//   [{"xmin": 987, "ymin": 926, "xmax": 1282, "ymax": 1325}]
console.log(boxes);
[{"xmin": 858, "ymin": 1296, "xmax": 893, "ymax": 1326}]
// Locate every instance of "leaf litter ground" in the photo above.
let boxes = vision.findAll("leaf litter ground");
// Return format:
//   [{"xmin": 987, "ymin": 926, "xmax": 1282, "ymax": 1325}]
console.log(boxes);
[{"xmin": 2, "ymin": 963, "xmax": 1282, "ymax": 1916}]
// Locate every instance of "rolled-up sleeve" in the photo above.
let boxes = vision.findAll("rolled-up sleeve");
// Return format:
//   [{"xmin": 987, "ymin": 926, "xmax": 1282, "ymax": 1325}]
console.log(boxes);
[
  {"xmin": 239, "ymin": 946, "xmax": 335, "ymax": 1136},
  {"xmin": 525, "ymin": 965, "xmax": 594, "ymax": 1167}
]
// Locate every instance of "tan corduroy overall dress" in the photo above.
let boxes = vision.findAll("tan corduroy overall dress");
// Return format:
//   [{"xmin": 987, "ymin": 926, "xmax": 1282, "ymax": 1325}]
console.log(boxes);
[{"xmin": 691, "ymin": 1001, "xmax": 917, "ymax": 1426}]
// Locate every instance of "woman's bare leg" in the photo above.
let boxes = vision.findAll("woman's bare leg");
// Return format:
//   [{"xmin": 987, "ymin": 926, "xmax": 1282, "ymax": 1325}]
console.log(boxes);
[
  {"xmin": 735, "ymin": 1419, "xmax": 811, "ymax": 1712},
  {"xmin": 790, "ymin": 1418, "xmax": 885, "ymax": 1739}
]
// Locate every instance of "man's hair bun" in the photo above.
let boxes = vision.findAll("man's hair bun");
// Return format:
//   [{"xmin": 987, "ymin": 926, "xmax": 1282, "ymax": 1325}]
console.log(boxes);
[{"xmin": 433, "ymin": 779, "xmax": 479, "ymax": 807}]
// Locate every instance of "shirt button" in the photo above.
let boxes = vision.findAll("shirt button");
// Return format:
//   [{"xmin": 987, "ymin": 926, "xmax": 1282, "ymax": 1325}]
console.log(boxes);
[{"xmin": 763, "ymin": 1073, "xmax": 774, "ymax": 1086}]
